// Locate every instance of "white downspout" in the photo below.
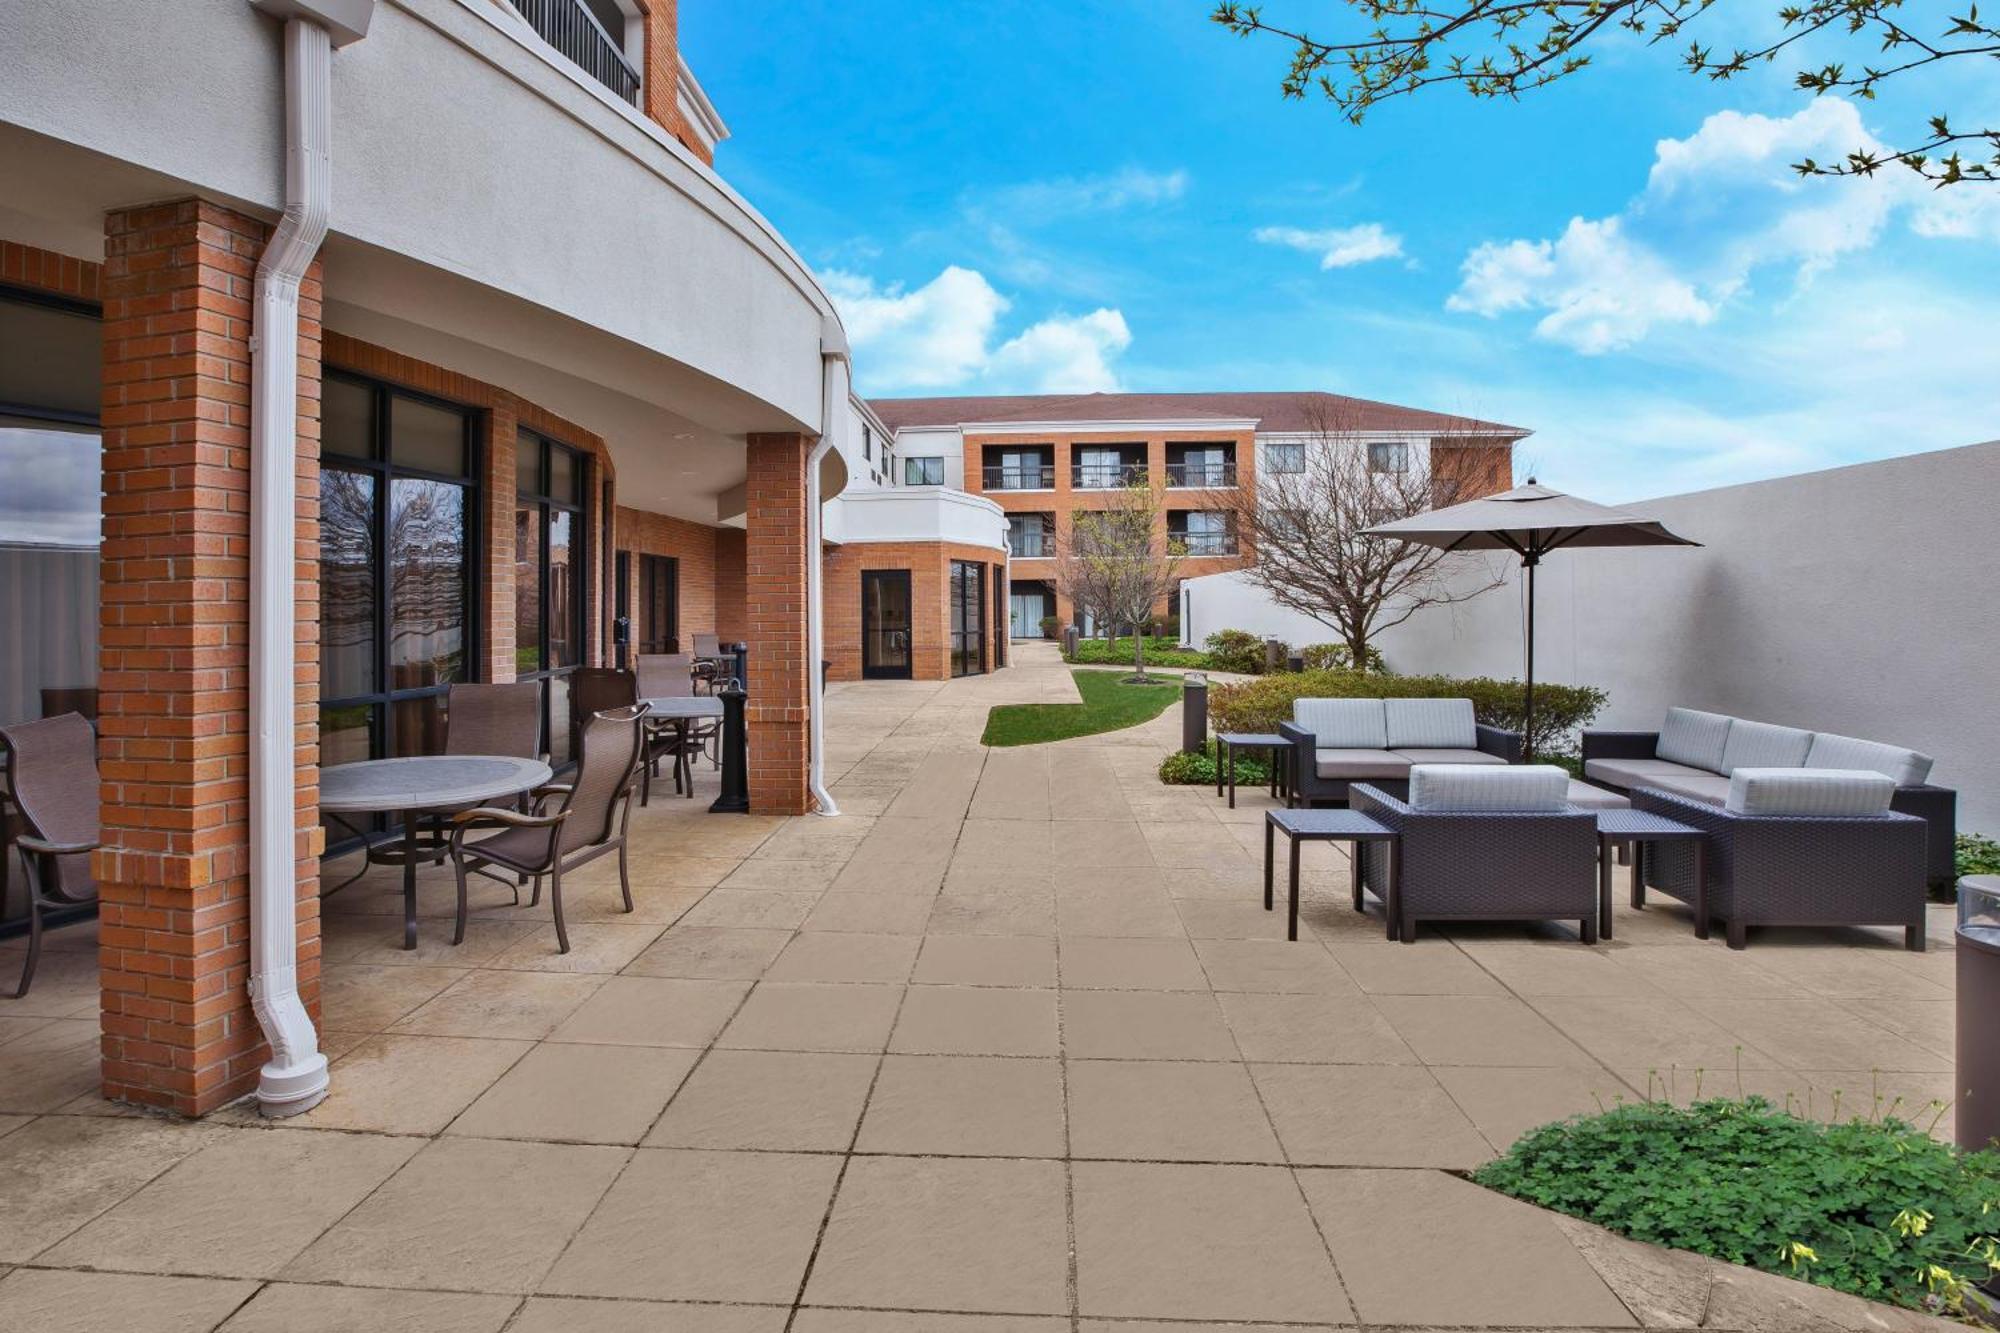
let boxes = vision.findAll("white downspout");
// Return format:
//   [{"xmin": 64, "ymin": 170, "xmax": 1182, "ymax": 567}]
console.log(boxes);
[
  {"xmin": 248, "ymin": 14, "xmax": 334, "ymax": 1116},
  {"xmin": 808, "ymin": 319, "xmax": 848, "ymax": 817}
]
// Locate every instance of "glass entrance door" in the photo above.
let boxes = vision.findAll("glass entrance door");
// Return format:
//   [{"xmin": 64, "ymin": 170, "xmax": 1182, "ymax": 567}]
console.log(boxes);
[
  {"xmin": 949, "ymin": 560, "xmax": 986, "ymax": 677},
  {"xmin": 861, "ymin": 570, "xmax": 912, "ymax": 679}
]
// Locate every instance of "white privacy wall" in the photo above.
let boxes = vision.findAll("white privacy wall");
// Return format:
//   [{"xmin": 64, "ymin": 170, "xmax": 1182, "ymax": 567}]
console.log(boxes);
[{"xmin": 1187, "ymin": 440, "xmax": 2000, "ymax": 833}]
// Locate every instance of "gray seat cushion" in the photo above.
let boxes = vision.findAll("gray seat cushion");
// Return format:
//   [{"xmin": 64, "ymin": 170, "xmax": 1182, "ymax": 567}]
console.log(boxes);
[
  {"xmin": 1641, "ymin": 770, "xmax": 1734, "ymax": 805},
  {"xmin": 1391, "ymin": 747, "xmax": 1506, "ymax": 766},
  {"xmin": 1582, "ymin": 757, "xmax": 1713, "ymax": 790},
  {"xmin": 1804, "ymin": 732, "xmax": 1933, "ymax": 787},
  {"xmin": 1295, "ymin": 699, "xmax": 1387, "ymax": 750},
  {"xmin": 1725, "ymin": 767, "xmax": 1894, "ymax": 816},
  {"xmin": 1656, "ymin": 707, "xmax": 1733, "ymax": 771},
  {"xmin": 1564, "ymin": 780, "xmax": 1631, "ymax": 810},
  {"xmin": 1315, "ymin": 749, "xmax": 1412, "ymax": 780},
  {"xmin": 1408, "ymin": 763, "xmax": 1570, "ymax": 811},
  {"xmin": 1383, "ymin": 698, "xmax": 1477, "ymax": 750},
  {"xmin": 1719, "ymin": 719, "xmax": 1814, "ymax": 775}
]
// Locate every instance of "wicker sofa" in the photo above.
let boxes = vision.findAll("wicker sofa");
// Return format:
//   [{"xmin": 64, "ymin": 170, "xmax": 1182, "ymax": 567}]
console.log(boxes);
[
  {"xmin": 1581, "ymin": 707, "xmax": 1956, "ymax": 887},
  {"xmin": 1279, "ymin": 698, "xmax": 1522, "ymax": 807},
  {"xmin": 1351, "ymin": 765, "xmax": 1599, "ymax": 944},
  {"xmin": 1630, "ymin": 769, "xmax": 1929, "ymax": 950}
]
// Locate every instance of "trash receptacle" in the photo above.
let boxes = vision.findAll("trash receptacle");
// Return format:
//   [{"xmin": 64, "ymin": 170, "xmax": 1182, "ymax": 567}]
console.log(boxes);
[{"xmin": 1957, "ymin": 875, "xmax": 2000, "ymax": 1153}]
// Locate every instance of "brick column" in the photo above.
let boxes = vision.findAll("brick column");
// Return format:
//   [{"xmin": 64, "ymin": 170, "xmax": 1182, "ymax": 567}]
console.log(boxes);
[
  {"xmin": 743, "ymin": 432, "xmax": 811, "ymax": 814},
  {"xmin": 96, "ymin": 200, "xmax": 322, "ymax": 1116}
]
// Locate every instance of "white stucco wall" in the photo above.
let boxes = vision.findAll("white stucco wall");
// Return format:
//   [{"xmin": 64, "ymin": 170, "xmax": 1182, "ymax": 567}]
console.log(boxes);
[
  {"xmin": 823, "ymin": 488, "xmax": 1007, "ymax": 551},
  {"xmin": 1185, "ymin": 440, "xmax": 2000, "ymax": 832},
  {"xmin": 888, "ymin": 427, "xmax": 966, "ymax": 488}
]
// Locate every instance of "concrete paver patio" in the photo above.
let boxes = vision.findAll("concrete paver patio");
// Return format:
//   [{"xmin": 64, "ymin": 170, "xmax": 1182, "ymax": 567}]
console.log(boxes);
[{"xmin": 0, "ymin": 643, "xmax": 1964, "ymax": 1330}]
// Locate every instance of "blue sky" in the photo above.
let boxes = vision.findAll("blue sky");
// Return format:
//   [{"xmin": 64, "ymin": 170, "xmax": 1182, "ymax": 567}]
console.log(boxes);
[{"xmin": 683, "ymin": 2, "xmax": 1997, "ymax": 501}]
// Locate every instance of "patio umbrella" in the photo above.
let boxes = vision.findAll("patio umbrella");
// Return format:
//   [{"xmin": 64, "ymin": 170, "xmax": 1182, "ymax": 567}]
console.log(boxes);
[{"xmin": 1362, "ymin": 480, "xmax": 1700, "ymax": 759}]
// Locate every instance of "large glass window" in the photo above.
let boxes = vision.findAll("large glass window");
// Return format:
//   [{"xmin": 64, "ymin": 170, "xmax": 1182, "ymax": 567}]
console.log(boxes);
[
  {"xmin": 318, "ymin": 372, "xmax": 477, "ymax": 791},
  {"xmin": 517, "ymin": 430, "xmax": 588, "ymax": 765},
  {"xmin": 903, "ymin": 456, "xmax": 944, "ymax": 486},
  {"xmin": 949, "ymin": 560, "xmax": 987, "ymax": 678},
  {"xmin": 0, "ymin": 287, "xmax": 102, "ymax": 732}
]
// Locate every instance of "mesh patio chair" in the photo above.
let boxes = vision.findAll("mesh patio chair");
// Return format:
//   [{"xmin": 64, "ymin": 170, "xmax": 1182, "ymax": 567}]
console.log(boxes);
[
  {"xmin": 0, "ymin": 713, "xmax": 100, "ymax": 996},
  {"xmin": 39, "ymin": 688, "xmax": 99, "ymax": 723},
  {"xmin": 447, "ymin": 704, "xmax": 649, "ymax": 954},
  {"xmin": 568, "ymin": 667, "xmax": 638, "ymax": 725},
  {"xmin": 634, "ymin": 654, "xmax": 714, "ymax": 802}
]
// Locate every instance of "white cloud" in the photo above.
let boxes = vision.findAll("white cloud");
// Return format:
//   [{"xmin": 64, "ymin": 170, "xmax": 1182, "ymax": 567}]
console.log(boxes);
[
  {"xmin": 989, "ymin": 167, "xmax": 1190, "ymax": 217},
  {"xmin": 1254, "ymin": 222, "xmax": 1404, "ymax": 269},
  {"xmin": 827, "ymin": 265, "xmax": 1132, "ymax": 394},
  {"xmin": 1447, "ymin": 98, "xmax": 1999, "ymax": 353}
]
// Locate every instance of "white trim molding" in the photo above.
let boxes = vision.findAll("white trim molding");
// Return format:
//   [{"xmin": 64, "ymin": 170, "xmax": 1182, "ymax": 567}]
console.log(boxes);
[
  {"xmin": 675, "ymin": 52, "xmax": 729, "ymax": 153},
  {"xmin": 960, "ymin": 417, "xmax": 1261, "ymax": 435}
]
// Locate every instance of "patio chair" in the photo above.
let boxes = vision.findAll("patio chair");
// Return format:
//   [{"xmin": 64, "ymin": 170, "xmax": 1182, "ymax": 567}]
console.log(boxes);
[
  {"xmin": 1631, "ymin": 769, "xmax": 1927, "ymax": 950},
  {"xmin": 1351, "ymin": 765, "xmax": 1598, "ymax": 944},
  {"xmin": 568, "ymin": 667, "xmax": 637, "ymax": 730},
  {"xmin": 39, "ymin": 687, "xmax": 99, "ymax": 723},
  {"xmin": 445, "ymin": 680, "xmax": 543, "ymax": 759},
  {"xmin": 447, "ymin": 704, "xmax": 649, "ymax": 954},
  {"xmin": 634, "ymin": 654, "xmax": 716, "ymax": 801},
  {"xmin": 0, "ymin": 713, "xmax": 100, "ymax": 996}
]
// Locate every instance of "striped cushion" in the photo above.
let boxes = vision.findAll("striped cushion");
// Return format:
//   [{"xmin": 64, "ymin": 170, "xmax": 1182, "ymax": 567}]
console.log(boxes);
[
  {"xmin": 1725, "ymin": 768, "xmax": 1894, "ymax": 816},
  {"xmin": 1384, "ymin": 698, "xmax": 1477, "ymax": 749},
  {"xmin": 1293, "ymin": 698, "xmax": 1386, "ymax": 750},
  {"xmin": 1408, "ymin": 764, "xmax": 1571, "ymax": 812},
  {"xmin": 1719, "ymin": 719, "xmax": 1814, "ymax": 775},
  {"xmin": 1656, "ymin": 707, "xmax": 1733, "ymax": 771},
  {"xmin": 1805, "ymin": 732, "xmax": 1933, "ymax": 787}
]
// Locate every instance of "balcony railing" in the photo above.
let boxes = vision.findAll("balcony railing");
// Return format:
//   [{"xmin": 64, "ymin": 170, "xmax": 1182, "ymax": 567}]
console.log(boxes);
[
  {"xmin": 983, "ymin": 464, "xmax": 1056, "ymax": 491},
  {"xmin": 508, "ymin": 0, "xmax": 641, "ymax": 104},
  {"xmin": 1165, "ymin": 460, "xmax": 1237, "ymax": 488},
  {"xmin": 1071, "ymin": 462, "xmax": 1148, "ymax": 490},
  {"xmin": 1170, "ymin": 530, "xmax": 1237, "ymax": 557}
]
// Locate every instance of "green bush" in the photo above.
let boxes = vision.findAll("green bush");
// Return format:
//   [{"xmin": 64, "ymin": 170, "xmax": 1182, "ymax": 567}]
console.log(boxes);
[
  {"xmin": 1038, "ymin": 616, "xmax": 1061, "ymax": 642},
  {"xmin": 1298, "ymin": 642, "xmax": 1387, "ymax": 673},
  {"xmin": 1958, "ymin": 833, "xmax": 2000, "ymax": 878},
  {"xmin": 1069, "ymin": 636, "xmax": 1210, "ymax": 669},
  {"xmin": 1209, "ymin": 668, "xmax": 1607, "ymax": 756},
  {"xmin": 1203, "ymin": 629, "xmax": 1269, "ymax": 674},
  {"xmin": 1476, "ymin": 1096, "xmax": 2000, "ymax": 1315},
  {"xmin": 1156, "ymin": 739, "xmax": 1272, "ymax": 787}
]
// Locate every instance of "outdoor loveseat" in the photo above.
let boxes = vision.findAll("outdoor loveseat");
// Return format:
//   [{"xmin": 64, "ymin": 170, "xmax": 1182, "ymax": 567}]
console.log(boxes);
[
  {"xmin": 1631, "ymin": 770, "xmax": 1929, "ymax": 950},
  {"xmin": 1351, "ymin": 765, "xmax": 1599, "ymax": 943},
  {"xmin": 1279, "ymin": 697, "xmax": 1521, "ymax": 806},
  {"xmin": 1580, "ymin": 707, "xmax": 1956, "ymax": 886}
]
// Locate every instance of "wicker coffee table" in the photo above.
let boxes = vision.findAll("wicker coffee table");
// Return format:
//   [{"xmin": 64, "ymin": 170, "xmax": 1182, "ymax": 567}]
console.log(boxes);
[
  {"xmin": 1263, "ymin": 809, "xmax": 1397, "ymax": 941},
  {"xmin": 1594, "ymin": 808, "xmax": 1707, "ymax": 940}
]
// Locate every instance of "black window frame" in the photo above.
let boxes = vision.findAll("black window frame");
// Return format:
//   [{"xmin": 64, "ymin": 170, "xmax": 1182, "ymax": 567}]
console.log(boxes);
[
  {"xmin": 1368, "ymin": 440, "xmax": 1410, "ymax": 474},
  {"xmin": 318, "ymin": 369, "xmax": 482, "ymax": 775},
  {"xmin": 904, "ymin": 455, "xmax": 945, "ymax": 486},
  {"xmin": 515, "ymin": 428, "xmax": 591, "ymax": 763}
]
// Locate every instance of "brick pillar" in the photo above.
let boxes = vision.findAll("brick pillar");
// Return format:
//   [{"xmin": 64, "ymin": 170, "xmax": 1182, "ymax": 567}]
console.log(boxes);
[
  {"xmin": 96, "ymin": 200, "xmax": 323, "ymax": 1116},
  {"xmin": 744, "ymin": 433, "xmax": 811, "ymax": 815}
]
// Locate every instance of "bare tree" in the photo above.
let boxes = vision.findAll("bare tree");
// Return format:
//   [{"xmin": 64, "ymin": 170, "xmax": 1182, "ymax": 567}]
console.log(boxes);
[
  {"xmin": 1219, "ymin": 401, "xmax": 1506, "ymax": 669},
  {"xmin": 1054, "ymin": 481, "xmax": 1186, "ymax": 683}
]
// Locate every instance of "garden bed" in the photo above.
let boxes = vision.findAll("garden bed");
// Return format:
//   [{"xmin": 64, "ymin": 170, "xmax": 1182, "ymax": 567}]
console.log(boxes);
[{"xmin": 981, "ymin": 669, "xmax": 1182, "ymax": 747}]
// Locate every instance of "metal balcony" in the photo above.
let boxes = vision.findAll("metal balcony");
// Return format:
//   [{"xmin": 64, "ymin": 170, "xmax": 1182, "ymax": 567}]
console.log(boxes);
[
  {"xmin": 1170, "ymin": 531, "xmax": 1237, "ymax": 557},
  {"xmin": 982, "ymin": 464, "xmax": 1056, "ymax": 491},
  {"xmin": 1071, "ymin": 462, "xmax": 1148, "ymax": 490},
  {"xmin": 508, "ymin": 0, "xmax": 641, "ymax": 104},
  {"xmin": 1164, "ymin": 460, "xmax": 1237, "ymax": 488}
]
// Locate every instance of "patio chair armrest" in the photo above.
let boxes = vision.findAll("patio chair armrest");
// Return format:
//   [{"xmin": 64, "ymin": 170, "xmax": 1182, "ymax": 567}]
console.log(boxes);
[
  {"xmin": 15, "ymin": 834, "xmax": 98, "ymax": 857},
  {"xmin": 1475, "ymin": 723, "xmax": 1523, "ymax": 763},
  {"xmin": 1276, "ymin": 720, "xmax": 1313, "ymax": 753},
  {"xmin": 449, "ymin": 806, "xmax": 567, "ymax": 828},
  {"xmin": 1890, "ymin": 784, "xmax": 1956, "ymax": 886},
  {"xmin": 1348, "ymin": 783, "xmax": 1410, "ymax": 819},
  {"xmin": 1582, "ymin": 730, "xmax": 1659, "ymax": 761}
]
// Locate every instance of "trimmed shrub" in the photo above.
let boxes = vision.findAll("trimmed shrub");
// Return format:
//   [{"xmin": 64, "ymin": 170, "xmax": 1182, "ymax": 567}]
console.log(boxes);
[
  {"xmin": 1070, "ymin": 636, "xmax": 1209, "ymax": 669},
  {"xmin": 1203, "ymin": 629, "xmax": 1267, "ymax": 674},
  {"xmin": 1038, "ymin": 616, "xmax": 1061, "ymax": 642},
  {"xmin": 1157, "ymin": 739, "xmax": 1272, "ymax": 787},
  {"xmin": 1476, "ymin": 1096, "xmax": 2000, "ymax": 1316},
  {"xmin": 1298, "ymin": 642, "xmax": 1387, "ymax": 673},
  {"xmin": 1209, "ymin": 668, "xmax": 1607, "ymax": 757}
]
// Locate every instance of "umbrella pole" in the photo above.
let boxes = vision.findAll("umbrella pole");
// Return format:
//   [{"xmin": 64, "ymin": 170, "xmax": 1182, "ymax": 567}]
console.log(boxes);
[{"xmin": 1522, "ymin": 554, "xmax": 1537, "ymax": 763}]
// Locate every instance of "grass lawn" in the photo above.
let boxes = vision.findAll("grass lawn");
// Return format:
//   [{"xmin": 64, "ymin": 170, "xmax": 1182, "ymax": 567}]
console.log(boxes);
[{"xmin": 981, "ymin": 668, "xmax": 1183, "ymax": 747}]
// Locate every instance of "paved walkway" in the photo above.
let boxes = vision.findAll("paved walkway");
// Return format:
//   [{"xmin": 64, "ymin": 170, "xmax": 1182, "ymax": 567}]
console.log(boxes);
[{"xmin": 0, "ymin": 642, "xmax": 1962, "ymax": 1330}]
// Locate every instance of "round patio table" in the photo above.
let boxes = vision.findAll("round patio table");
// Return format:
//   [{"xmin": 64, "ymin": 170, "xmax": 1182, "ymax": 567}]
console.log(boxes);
[
  {"xmin": 322, "ymin": 754, "xmax": 552, "ymax": 951},
  {"xmin": 639, "ymin": 697, "xmax": 725, "ymax": 804}
]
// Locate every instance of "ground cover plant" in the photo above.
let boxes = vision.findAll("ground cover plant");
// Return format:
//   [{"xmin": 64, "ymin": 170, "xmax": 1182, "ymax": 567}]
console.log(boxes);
[
  {"xmin": 1958, "ymin": 833, "xmax": 2000, "ymax": 879},
  {"xmin": 982, "ymin": 669, "xmax": 1181, "ymax": 747},
  {"xmin": 1157, "ymin": 738, "xmax": 1272, "ymax": 787},
  {"xmin": 1067, "ymin": 636, "xmax": 1211, "ymax": 670},
  {"xmin": 1210, "ymin": 667, "xmax": 1606, "ymax": 757},
  {"xmin": 1475, "ymin": 1095, "xmax": 2000, "ymax": 1316}
]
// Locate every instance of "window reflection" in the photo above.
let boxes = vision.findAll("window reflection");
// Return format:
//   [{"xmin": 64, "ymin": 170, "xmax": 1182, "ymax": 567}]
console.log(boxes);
[
  {"xmin": 320, "ymin": 468, "xmax": 376, "ymax": 702},
  {"xmin": 389, "ymin": 477, "xmax": 466, "ymax": 691}
]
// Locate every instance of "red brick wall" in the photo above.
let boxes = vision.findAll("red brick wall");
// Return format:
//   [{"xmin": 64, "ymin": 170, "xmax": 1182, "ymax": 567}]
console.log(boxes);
[
  {"xmin": 1, "ymin": 239, "xmax": 102, "ymax": 301},
  {"xmin": 94, "ymin": 201, "xmax": 322, "ymax": 1116},
  {"xmin": 713, "ymin": 528, "xmax": 747, "ymax": 642},
  {"xmin": 823, "ymin": 541, "xmax": 1006, "ymax": 682},
  {"xmin": 743, "ymin": 434, "xmax": 809, "ymax": 814},
  {"xmin": 322, "ymin": 334, "xmax": 615, "ymax": 681},
  {"xmin": 635, "ymin": 0, "xmax": 713, "ymax": 164},
  {"xmin": 614, "ymin": 505, "xmax": 720, "ymax": 644}
]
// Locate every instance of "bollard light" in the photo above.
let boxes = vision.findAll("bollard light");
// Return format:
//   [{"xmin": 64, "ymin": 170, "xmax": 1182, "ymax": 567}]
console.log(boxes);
[
  {"xmin": 1181, "ymin": 673, "xmax": 1207, "ymax": 755},
  {"xmin": 1957, "ymin": 875, "xmax": 2000, "ymax": 1153}
]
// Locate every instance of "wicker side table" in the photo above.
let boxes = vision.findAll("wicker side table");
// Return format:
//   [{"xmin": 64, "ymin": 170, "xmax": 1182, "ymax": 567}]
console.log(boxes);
[
  {"xmin": 1594, "ymin": 808, "xmax": 1706, "ymax": 941},
  {"xmin": 1216, "ymin": 732, "xmax": 1289, "ymax": 809},
  {"xmin": 1263, "ymin": 809, "xmax": 1398, "ymax": 941}
]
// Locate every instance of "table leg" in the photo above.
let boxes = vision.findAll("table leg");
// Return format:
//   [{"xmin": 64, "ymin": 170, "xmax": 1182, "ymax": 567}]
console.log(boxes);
[
  {"xmin": 1693, "ymin": 839, "xmax": 1710, "ymax": 941},
  {"xmin": 1287, "ymin": 836, "xmax": 1300, "ymax": 941},
  {"xmin": 1388, "ymin": 840, "xmax": 1404, "ymax": 943},
  {"xmin": 1630, "ymin": 841, "xmax": 1647, "ymax": 909},
  {"xmin": 1226, "ymin": 745, "xmax": 1236, "ymax": 810},
  {"xmin": 1349, "ymin": 838, "xmax": 1363, "ymax": 913},
  {"xmin": 1598, "ymin": 835, "xmax": 1613, "ymax": 941},
  {"xmin": 401, "ymin": 815, "xmax": 419, "ymax": 951},
  {"xmin": 1263, "ymin": 820, "xmax": 1274, "ymax": 912},
  {"xmin": 1215, "ymin": 743, "xmax": 1223, "ymax": 799}
]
